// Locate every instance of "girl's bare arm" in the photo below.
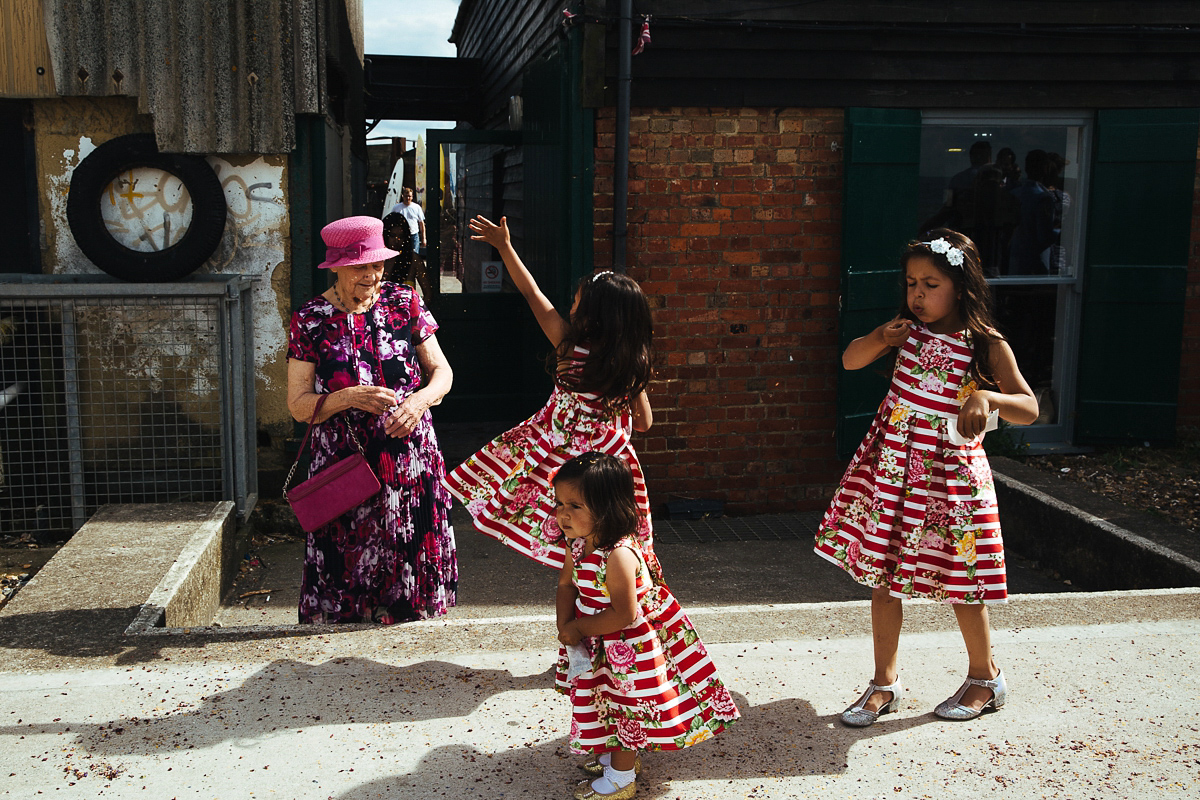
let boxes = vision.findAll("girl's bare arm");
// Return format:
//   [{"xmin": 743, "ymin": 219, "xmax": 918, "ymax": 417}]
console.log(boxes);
[
  {"xmin": 570, "ymin": 548, "xmax": 639, "ymax": 638},
  {"xmin": 469, "ymin": 215, "xmax": 570, "ymax": 347},
  {"xmin": 843, "ymin": 316, "xmax": 911, "ymax": 370},
  {"xmin": 957, "ymin": 337, "xmax": 1039, "ymax": 437},
  {"xmin": 631, "ymin": 390, "xmax": 653, "ymax": 432}
]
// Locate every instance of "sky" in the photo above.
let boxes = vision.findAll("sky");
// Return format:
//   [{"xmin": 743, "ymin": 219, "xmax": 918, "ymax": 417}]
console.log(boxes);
[{"xmin": 363, "ymin": 0, "xmax": 460, "ymax": 144}]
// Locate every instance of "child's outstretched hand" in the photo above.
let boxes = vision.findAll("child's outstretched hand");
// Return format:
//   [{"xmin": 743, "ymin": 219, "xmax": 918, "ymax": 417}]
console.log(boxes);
[
  {"xmin": 880, "ymin": 316, "xmax": 912, "ymax": 348},
  {"xmin": 557, "ymin": 620, "xmax": 583, "ymax": 646},
  {"xmin": 468, "ymin": 215, "xmax": 510, "ymax": 249}
]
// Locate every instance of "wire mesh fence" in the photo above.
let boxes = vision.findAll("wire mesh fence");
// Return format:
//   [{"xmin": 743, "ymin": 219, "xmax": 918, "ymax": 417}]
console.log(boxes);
[{"xmin": 0, "ymin": 275, "xmax": 256, "ymax": 539}]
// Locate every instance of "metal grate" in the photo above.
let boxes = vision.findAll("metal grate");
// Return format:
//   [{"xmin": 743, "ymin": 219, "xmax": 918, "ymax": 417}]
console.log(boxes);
[
  {"xmin": 653, "ymin": 511, "xmax": 824, "ymax": 543},
  {"xmin": 0, "ymin": 275, "xmax": 256, "ymax": 539}
]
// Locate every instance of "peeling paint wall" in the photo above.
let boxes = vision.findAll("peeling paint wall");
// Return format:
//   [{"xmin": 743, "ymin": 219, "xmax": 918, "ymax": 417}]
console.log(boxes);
[{"xmin": 32, "ymin": 96, "xmax": 293, "ymax": 433}]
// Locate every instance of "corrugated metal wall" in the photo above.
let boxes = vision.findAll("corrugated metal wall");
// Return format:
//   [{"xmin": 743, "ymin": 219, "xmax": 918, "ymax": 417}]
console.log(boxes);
[{"xmin": 42, "ymin": 0, "xmax": 359, "ymax": 154}]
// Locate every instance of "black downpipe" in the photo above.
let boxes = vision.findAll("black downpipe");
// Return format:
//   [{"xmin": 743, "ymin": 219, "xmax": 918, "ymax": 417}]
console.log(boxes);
[{"xmin": 613, "ymin": 0, "xmax": 632, "ymax": 272}]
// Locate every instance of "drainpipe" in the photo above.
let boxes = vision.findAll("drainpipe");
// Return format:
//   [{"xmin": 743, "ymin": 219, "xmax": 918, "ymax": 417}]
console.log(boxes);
[{"xmin": 613, "ymin": 0, "xmax": 632, "ymax": 272}]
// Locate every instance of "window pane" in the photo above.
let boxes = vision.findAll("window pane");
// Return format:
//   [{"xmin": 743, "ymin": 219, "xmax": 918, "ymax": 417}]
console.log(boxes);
[
  {"xmin": 919, "ymin": 125, "xmax": 1083, "ymax": 277},
  {"xmin": 993, "ymin": 284, "xmax": 1061, "ymax": 426}
]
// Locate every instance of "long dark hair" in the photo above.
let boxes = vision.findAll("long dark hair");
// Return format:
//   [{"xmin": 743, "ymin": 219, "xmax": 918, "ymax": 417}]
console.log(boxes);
[
  {"xmin": 551, "ymin": 271, "xmax": 653, "ymax": 412},
  {"xmin": 898, "ymin": 228, "xmax": 1002, "ymax": 386},
  {"xmin": 553, "ymin": 452, "xmax": 640, "ymax": 551}
]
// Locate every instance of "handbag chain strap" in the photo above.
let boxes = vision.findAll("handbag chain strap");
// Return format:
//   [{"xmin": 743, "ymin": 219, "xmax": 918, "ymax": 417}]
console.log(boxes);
[{"xmin": 284, "ymin": 394, "xmax": 368, "ymax": 492}]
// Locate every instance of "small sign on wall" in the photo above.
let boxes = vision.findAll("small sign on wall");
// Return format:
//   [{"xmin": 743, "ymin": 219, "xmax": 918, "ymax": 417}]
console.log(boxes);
[{"xmin": 481, "ymin": 261, "xmax": 503, "ymax": 293}]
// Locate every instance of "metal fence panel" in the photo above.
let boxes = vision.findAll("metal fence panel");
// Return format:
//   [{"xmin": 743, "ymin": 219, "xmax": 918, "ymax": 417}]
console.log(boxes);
[{"xmin": 0, "ymin": 275, "xmax": 257, "ymax": 538}]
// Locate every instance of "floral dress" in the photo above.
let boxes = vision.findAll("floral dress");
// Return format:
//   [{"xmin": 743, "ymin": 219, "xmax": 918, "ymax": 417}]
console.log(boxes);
[
  {"xmin": 443, "ymin": 345, "xmax": 660, "ymax": 579},
  {"xmin": 814, "ymin": 323, "xmax": 1007, "ymax": 604},
  {"xmin": 288, "ymin": 281, "xmax": 457, "ymax": 624},
  {"xmin": 555, "ymin": 536, "xmax": 739, "ymax": 754}
]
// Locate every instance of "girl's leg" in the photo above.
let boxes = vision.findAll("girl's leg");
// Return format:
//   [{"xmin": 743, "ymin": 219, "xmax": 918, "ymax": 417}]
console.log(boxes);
[
  {"xmin": 863, "ymin": 587, "xmax": 903, "ymax": 711},
  {"xmin": 609, "ymin": 749, "xmax": 637, "ymax": 772},
  {"xmin": 951, "ymin": 603, "xmax": 1000, "ymax": 710}
]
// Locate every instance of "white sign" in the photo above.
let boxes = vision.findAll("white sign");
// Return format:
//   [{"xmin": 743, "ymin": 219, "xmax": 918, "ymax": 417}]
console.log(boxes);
[{"xmin": 481, "ymin": 261, "xmax": 504, "ymax": 293}]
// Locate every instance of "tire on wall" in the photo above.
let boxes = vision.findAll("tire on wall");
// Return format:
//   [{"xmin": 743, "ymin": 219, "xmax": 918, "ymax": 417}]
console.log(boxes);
[{"xmin": 66, "ymin": 134, "xmax": 227, "ymax": 282}]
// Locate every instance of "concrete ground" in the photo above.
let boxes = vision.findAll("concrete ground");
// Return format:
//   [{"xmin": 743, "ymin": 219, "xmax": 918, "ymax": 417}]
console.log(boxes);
[
  {"xmin": 1, "ymin": 421, "xmax": 1197, "ymax": 798},
  {"xmin": 2, "ymin": 508, "xmax": 1199, "ymax": 798}
]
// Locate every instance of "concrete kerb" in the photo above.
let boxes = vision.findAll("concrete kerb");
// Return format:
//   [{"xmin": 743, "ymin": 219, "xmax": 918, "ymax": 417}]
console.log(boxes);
[
  {"xmin": 124, "ymin": 501, "xmax": 237, "ymax": 634},
  {"xmin": 992, "ymin": 458, "xmax": 1200, "ymax": 591}
]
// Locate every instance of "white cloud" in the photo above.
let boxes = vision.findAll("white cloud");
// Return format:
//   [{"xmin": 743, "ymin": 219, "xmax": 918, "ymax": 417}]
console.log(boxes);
[
  {"xmin": 364, "ymin": 0, "xmax": 459, "ymax": 57},
  {"xmin": 363, "ymin": 2, "xmax": 461, "ymax": 138}
]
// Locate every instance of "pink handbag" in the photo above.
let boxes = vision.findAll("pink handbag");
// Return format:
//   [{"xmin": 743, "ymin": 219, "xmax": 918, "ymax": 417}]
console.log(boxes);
[{"xmin": 284, "ymin": 394, "xmax": 382, "ymax": 532}]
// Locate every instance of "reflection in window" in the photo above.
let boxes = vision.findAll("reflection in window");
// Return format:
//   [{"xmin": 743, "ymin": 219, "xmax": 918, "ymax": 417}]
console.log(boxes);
[
  {"xmin": 919, "ymin": 125, "xmax": 1082, "ymax": 277},
  {"xmin": 993, "ymin": 284, "xmax": 1060, "ymax": 425}
]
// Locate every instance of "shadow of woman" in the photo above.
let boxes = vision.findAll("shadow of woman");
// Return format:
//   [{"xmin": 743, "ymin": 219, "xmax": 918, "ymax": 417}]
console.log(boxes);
[
  {"xmin": 0, "ymin": 658, "xmax": 554, "ymax": 758},
  {"xmin": 333, "ymin": 692, "xmax": 942, "ymax": 799}
]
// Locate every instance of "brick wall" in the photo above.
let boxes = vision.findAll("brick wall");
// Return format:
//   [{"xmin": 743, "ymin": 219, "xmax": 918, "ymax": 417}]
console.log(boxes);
[
  {"xmin": 1181, "ymin": 139, "xmax": 1200, "ymax": 439},
  {"xmin": 593, "ymin": 107, "xmax": 847, "ymax": 514}
]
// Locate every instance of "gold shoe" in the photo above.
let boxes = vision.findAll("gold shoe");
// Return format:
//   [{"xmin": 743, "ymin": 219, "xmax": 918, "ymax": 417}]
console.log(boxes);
[
  {"xmin": 579, "ymin": 755, "xmax": 642, "ymax": 777},
  {"xmin": 573, "ymin": 771, "xmax": 637, "ymax": 800}
]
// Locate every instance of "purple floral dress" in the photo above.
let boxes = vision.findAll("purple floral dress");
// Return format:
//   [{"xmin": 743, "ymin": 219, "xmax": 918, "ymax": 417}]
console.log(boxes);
[{"xmin": 288, "ymin": 282, "xmax": 457, "ymax": 624}]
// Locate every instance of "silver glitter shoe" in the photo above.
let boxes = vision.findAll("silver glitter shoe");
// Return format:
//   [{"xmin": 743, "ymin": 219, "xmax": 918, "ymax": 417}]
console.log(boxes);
[
  {"xmin": 840, "ymin": 679, "xmax": 902, "ymax": 727},
  {"xmin": 934, "ymin": 669, "xmax": 1007, "ymax": 720}
]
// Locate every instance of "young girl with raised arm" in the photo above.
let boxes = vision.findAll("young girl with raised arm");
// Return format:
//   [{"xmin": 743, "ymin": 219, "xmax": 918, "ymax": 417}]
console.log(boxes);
[
  {"xmin": 444, "ymin": 215, "xmax": 661, "ymax": 577},
  {"xmin": 815, "ymin": 229, "xmax": 1039, "ymax": 726},
  {"xmin": 552, "ymin": 452, "xmax": 739, "ymax": 799}
]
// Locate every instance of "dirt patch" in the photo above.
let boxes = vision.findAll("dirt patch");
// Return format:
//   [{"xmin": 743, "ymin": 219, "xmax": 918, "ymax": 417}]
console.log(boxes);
[{"xmin": 1019, "ymin": 440, "xmax": 1200, "ymax": 534}]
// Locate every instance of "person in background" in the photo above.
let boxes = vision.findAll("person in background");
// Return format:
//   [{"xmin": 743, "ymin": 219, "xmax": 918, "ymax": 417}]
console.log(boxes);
[{"xmin": 391, "ymin": 187, "xmax": 427, "ymax": 257}]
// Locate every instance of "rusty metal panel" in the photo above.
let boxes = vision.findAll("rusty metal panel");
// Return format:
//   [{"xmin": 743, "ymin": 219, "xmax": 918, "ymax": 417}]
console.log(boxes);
[{"xmin": 42, "ymin": 0, "xmax": 344, "ymax": 154}]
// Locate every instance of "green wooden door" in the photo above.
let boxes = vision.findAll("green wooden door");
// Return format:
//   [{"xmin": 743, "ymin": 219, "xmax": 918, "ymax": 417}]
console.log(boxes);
[
  {"xmin": 1076, "ymin": 109, "xmax": 1199, "ymax": 443},
  {"xmin": 424, "ymin": 36, "xmax": 593, "ymax": 424},
  {"xmin": 836, "ymin": 108, "xmax": 922, "ymax": 457}
]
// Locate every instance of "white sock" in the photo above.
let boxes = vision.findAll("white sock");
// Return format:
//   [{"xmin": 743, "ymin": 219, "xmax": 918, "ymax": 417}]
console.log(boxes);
[{"xmin": 591, "ymin": 764, "xmax": 636, "ymax": 793}]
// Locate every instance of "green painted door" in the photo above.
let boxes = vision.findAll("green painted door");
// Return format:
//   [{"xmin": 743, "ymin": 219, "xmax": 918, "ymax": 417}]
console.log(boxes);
[
  {"xmin": 1076, "ymin": 109, "xmax": 1199, "ymax": 443},
  {"xmin": 424, "ymin": 38, "xmax": 593, "ymax": 424},
  {"xmin": 836, "ymin": 108, "xmax": 922, "ymax": 457}
]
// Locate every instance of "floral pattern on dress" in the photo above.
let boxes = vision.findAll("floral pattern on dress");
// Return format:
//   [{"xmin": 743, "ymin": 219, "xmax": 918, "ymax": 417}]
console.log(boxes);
[
  {"xmin": 288, "ymin": 282, "xmax": 456, "ymax": 624},
  {"xmin": 443, "ymin": 345, "xmax": 662, "ymax": 581},
  {"xmin": 554, "ymin": 536, "xmax": 738, "ymax": 754},
  {"xmin": 814, "ymin": 323, "xmax": 1007, "ymax": 604}
]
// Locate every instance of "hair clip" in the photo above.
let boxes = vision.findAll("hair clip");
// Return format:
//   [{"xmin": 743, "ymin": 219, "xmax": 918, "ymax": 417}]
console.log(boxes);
[
  {"xmin": 590, "ymin": 270, "xmax": 615, "ymax": 282},
  {"xmin": 924, "ymin": 238, "xmax": 965, "ymax": 267}
]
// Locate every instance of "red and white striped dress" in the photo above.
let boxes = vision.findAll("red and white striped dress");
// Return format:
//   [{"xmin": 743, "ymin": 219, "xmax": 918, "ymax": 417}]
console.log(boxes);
[
  {"xmin": 556, "ymin": 536, "xmax": 739, "ymax": 754},
  {"xmin": 443, "ymin": 345, "xmax": 659, "ymax": 576},
  {"xmin": 814, "ymin": 323, "xmax": 1007, "ymax": 604}
]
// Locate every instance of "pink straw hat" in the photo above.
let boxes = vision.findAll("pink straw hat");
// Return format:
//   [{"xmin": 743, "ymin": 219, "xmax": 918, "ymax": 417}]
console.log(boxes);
[{"xmin": 317, "ymin": 216, "xmax": 400, "ymax": 269}]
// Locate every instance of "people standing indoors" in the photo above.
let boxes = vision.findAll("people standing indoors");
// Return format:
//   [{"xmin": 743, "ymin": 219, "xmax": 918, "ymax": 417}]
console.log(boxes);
[
  {"xmin": 443, "ymin": 215, "xmax": 661, "ymax": 578},
  {"xmin": 552, "ymin": 453, "xmax": 739, "ymax": 800},
  {"xmin": 814, "ymin": 229, "xmax": 1038, "ymax": 726},
  {"xmin": 391, "ymin": 187, "xmax": 427, "ymax": 256},
  {"xmin": 287, "ymin": 215, "xmax": 456, "ymax": 624}
]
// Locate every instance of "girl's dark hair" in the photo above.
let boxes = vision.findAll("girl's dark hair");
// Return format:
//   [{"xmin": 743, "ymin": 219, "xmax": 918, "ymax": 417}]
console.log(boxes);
[
  {"xmin": 553, "ymin": 452, "xmax": 639, "ymax": 551},
  {"xmin": 551, "ymin": 271, "xmax": 653, "ymax": 412},
  {"xmin": 899, "ymin": 228, "xmax": 1003, "ymax": 386}
]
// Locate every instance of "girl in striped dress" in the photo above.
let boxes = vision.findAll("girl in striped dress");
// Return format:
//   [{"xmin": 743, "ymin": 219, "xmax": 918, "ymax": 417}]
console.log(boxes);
[
  {"xmin": 814, "ymin": 230, "xmax": 1039, "ymax": 726},
  {"xmin": 444, "ymin": 215, "xmax": 660, "ymax": 578},
  {"xmin": 553, "ymin": 453, "xmax": 738, "ymax": 800}
]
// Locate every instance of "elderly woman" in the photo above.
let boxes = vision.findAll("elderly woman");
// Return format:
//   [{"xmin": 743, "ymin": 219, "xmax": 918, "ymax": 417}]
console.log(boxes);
[{"xmin": 286, "ymin": 215, "xmax": 456, "ymax": 624}]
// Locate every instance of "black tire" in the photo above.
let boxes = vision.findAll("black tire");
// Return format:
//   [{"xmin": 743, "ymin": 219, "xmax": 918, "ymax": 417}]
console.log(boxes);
[{"xmin": 66, "ymin": 134, "xmax": 227, "ymax": 282}]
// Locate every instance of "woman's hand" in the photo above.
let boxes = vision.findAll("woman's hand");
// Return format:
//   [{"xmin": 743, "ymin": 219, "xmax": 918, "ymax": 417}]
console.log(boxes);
[
  {"xmin": 384, "ymin": 394, "xmax": 429, "ymax": 438},
  {"xmin": 557, "ymin": 620, "xmax": 583, "ymax": 646},
  {"xmin": 343, "ymin": 385, "xmax": 399, "ymax": 416}
]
